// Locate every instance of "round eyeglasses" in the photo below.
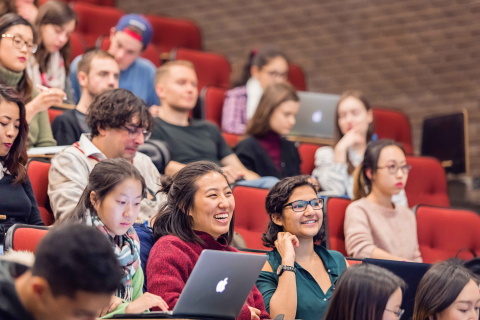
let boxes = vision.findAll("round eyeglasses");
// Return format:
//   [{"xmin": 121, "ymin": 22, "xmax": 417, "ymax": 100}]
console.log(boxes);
[
  {"xmin": 121, "ymin": 125, "xmax": 152, "ymax": 141},
  {"xmin": 377, "ymin": 164, "xmax": 412, "ymax": 175},
  {"xmin": 283, "ymin": 198, "xmax": 324, "ymax": 212},
  {"xmin": 2, "ymin": 34, "xmax": 37, "ymax": 54}
]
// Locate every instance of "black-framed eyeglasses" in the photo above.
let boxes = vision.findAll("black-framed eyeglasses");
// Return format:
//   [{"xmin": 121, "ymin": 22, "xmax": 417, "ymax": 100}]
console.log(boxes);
[
  {"xmin": 121, "ymin": 125, "xmax": 152, "ymax": 141},
  {"xmin": 283, "ymin": 198, "xmax": 324, "ymax": 212},
  {"xmin": 385, "ymin": 308, "xmax": 404, "ymax": 319},
  {"xmin": 377, "ymin": 164, "xmax": 412, "ymax": 175},
  {"xmin": 2, "ymin": 34, "xmax": 37, "ymax": 54},
  {"xmin": 265, "ymin": 70, "xmax": 288, "ymax": 79}
]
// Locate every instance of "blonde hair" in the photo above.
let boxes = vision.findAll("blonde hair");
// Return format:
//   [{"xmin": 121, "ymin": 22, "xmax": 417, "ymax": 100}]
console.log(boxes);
[{"xmin": 155, "ymin": 60, "xmax": 195, "ymax": 85}]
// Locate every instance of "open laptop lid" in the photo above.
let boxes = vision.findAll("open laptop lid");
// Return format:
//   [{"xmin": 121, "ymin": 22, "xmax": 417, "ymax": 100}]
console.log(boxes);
[
  {"xmin": 363, "ymin": 258, "xmax": 431, "ymax": 320},
  {"xmin": 290, "ymin": 91, "xmax": 339, "ymax": 139}
]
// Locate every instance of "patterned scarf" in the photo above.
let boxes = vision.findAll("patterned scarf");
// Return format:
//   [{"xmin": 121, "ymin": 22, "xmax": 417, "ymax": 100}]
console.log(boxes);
[{"xmin": 85, "ymin": 211, "xmax": 140, "ymax": 301}]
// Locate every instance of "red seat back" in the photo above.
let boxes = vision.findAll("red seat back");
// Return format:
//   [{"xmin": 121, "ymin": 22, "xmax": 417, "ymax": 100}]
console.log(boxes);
[
  {"xmin": 146, "ymin": 15, "xmax": 201, "ymax": 53},
  {"xmin": 222, "ymin": 132, "xmax": 241, "ymax": 148},
  {"xmin": 27, "ymin": 161, "xmax": 54, "ymax": 226},
  {"xmin": 298, "ymin": 143, "xmax": 321, "ymax": 175},
  {"xmin": 288, "ymin": 63, "xmax": 307, "ymax": 91},
  {"xmin": 200, "ymin": 86, "xmax": 227, "ymax": 127},
  {"xmin": 415, "ymin": 205, "xmax": 480, "ymax": 263},
  {"xmin": 99, "ymin": 38, "xmax": 161, "ymax": 67},
  {"xmin": 325, "ymin": 197, "xmax": 351, "ymax": 256},
  {"xmin": 69, "ymin": 32, "xmax": 85, "ymax": 64},
  {"xmin": 406, "ymin": 156, "xmax": 450, "ymax": 208},
  {"xmin": 172, "ymin": 48, "xmax": 231, "ymax": 91},
  {"xmin": 233, "ymin": 186, "xmax": 270, "ymax": 250},
  {"xmin": 4, "ymin": 224, "xmax": 49, "ymax": 253},
  {"xmin": 73, "ymin": 3, "xmax": 123, "ymax": 47},
  {"xmin": 48, "ymin": 109, "xmax": 63, "ymax": 126},
  {"xmin": 372, "ymin": 108, "xmax": 413, "ymax": 155}
]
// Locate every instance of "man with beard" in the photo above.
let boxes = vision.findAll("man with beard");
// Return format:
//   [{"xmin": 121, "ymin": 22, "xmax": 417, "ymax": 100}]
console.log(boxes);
[{"xmin": 52, "ymin": 50, "xmax": 120, "ymax": 145}]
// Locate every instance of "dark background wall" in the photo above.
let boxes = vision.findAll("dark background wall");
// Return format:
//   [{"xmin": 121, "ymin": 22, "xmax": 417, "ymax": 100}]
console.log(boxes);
[{"xmin": 119, "ymin": 0, "xmax": 480, "ymax": 175}]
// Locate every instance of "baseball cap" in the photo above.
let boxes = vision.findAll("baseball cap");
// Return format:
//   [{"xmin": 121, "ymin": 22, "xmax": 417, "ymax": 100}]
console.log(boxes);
[{"xmin": 115, "ymin": 14, "xmax": 153, "ymax": 50}]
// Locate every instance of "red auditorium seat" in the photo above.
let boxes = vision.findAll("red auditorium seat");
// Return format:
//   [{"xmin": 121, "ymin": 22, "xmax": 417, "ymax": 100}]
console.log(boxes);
[
  {"xmin": 298, "ymin": 143, "xmax": 321, "ymax": 175},
  {"xmin": 27, "ymin": 160, "xmax": 55, "ymax": 226},
  {"xmin": 288, "ymin": 63, "xmax": 307, "ymax": 91},
  {"xmin": 69, "ymin": 32, "xmax": 85, "ymax": 63},
  {"xmin": 48, "ymin": 109, "xmax": 63, "ymax": 126},
  {"xmin": 222, "ymin": 132, "xmax": 241, "ymax": 148},
  {"xmin": 200, "ymin": 86, "xmax": 227, "ymax": 127},
  {"xmin": 99, "ymin": 37, "xmax": 161, "ymax": 67},
  {"xmin": 146, "ymin": 15, "xmax": 201, "ymax": 53},
  {"xmin": 372, "ymin": 108, "xmax": 413, "ymax": 155},
  {"xmin": 171, "ymin": 48, "xmax": 231, "ymax": 91},
  {"xmin": 324, "ymin": 197, "xmax": 351, "ymax": 256},
  {"xmin": 415, "ymin": 205, "xmax": 480, "ymax": 263},
  {"xmin": 405, "ymin": 156, "xmax": 450, "ymax": 208},
  {"xmin": 232, "ymin": 186, "xmax": 270, "ymax": 250},
  {"xmin": 4, "ymin": 224, "xmax": 49, "ymax": 253},
  {"xmin": 73, "ymin": 2, "xmax": 123, "ymax": 47}
]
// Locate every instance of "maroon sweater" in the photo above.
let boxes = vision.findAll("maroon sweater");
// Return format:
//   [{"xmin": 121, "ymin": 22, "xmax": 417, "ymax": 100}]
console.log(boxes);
[{"xmin": 146, "ymin": 231, "xmax": 270, "ymax": 320}]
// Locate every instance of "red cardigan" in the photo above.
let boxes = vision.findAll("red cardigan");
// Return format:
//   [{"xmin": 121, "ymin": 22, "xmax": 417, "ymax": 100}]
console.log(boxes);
[{"xmin": 146, "ymin": 231, "xmax": 270, "ymax": 320}]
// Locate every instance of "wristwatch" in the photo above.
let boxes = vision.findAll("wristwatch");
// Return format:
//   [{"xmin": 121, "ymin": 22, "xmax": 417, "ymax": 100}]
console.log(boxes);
[{"xmin": 277, "ymin": 265, "xmax": 296, "ymax": 276}]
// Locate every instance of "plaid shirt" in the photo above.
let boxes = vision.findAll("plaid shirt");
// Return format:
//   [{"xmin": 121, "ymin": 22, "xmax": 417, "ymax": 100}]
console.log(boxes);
[{"xmin": 221, "ymin": 85, "xmax": 248, "ymax": 134}]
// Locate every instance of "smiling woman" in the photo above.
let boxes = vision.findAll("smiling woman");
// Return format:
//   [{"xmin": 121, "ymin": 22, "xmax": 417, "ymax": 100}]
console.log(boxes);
[{"xmin": 147, "ymin": 161, "xmax": 271, "ymax": 320}]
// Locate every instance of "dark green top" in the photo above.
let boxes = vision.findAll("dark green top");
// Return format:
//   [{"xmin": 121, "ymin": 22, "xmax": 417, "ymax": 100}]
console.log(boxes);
[{"xmin": 256, "ymin": 245, "xmax": 347, "ymax": 320}]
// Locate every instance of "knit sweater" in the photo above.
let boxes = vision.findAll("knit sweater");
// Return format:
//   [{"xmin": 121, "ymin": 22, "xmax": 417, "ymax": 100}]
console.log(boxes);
[
  {"xmin": 344, "ymin": 198, "xmax": 422, "ymax": 262},
  {"xmin": 146, "ymin": 231, "xmax": 270, "ymax": 320}
]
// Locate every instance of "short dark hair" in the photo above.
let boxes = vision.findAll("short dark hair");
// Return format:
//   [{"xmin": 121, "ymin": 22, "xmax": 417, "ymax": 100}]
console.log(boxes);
[
  {"xmin": 413, "ymin": 260, "xmax": 479, "ymax": 320},
  {"xmin": 325, "ymin": 263, "xmax": 406, "ymax": 320},
  {"xmin": 77, "ymin": 49, "xmax": 116, "ymax": 76},
  {"xmin": 262, "ymin": 175, "xmax": 324, "ymax": 248},
  {"xmin": 86, "ymin": 88, "xmax": 154, "ymax": 137},
  {"xmin": 32, "ymin": 224, "xmax": 122, "ymax": 298},
  {"xmin": 152, "ymin": 161, "xmax": 234, "ymax": 245}
]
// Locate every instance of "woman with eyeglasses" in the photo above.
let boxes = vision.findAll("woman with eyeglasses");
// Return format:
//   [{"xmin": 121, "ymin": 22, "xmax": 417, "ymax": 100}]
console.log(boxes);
[
  {"xmin": 0, "ymin": 13, "xmax": 64, "ymax": 148},
  {"xmin": 256, "ymin": 175, "xmax": 348, "ymax": 320},
  {"xmin": 222, "ymin": 46, "xmax": 289, "ymax": 135},
  {"xmin": 324, "ymin": 263, "xmax": 406, "ymax": 320},
  {"xmin": 413, "ymin": 260, "xmax": 480, "ymax": 320},
  {"xmin": 344, "ymin": 139, "xmax": 422, "ymax": 262}
]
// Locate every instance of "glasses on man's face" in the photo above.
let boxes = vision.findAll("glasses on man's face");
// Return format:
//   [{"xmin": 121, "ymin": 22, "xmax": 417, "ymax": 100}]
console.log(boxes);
[
  {"xmin": 283, "ymin": 198, "xmax": 324, "ymax": 212},
  {"xmin": 265, "ymin": 70, "xmax": 288, "ymax": 79},
  {"xmin": 385, "ymin": 308, "xmax": 404, "ymax": 319},
  {"xmin": 121, "ymin": 125, "xmax": 152, "ymax": 141},
  {"xmin": 2, "ymin": 34, "xmax": 37, "ymax": 54},
  {"xmin": 377, "ymin": 164, "xmax": 412, "ymax": 175}
]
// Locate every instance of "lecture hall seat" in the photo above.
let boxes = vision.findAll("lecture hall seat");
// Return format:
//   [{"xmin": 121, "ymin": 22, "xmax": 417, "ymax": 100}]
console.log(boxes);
[
  {"xmin": 4, "ymin": 224, "xmax": 49, "ymax": 253},
  {"xmin": 288, "ymin": 63, "xmax": 307, "ymax": 91},
  {"xmin": 298, "ymin": 143, "xmax": 322, "ymax": 175},
  {"xmin": 324, "ymin": 196, "xmax": 351, "ymax": 256},
  {"xmin": 27, "ymin": 160, "xmax": 55, "ymax": 226},
  {"xmin": 372, "ymin": 107, "xmax": 413, "ymax": 155}
]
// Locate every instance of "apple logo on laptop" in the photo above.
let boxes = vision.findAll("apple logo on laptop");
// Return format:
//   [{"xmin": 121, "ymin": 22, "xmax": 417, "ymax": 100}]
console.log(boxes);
[
  {"xmin": 312, "ymin": 111, "xmax": 323, "ymax": 123},
  {"xmin": 216, "ymin": 277, "xmax": 228, "ymax": 292}
]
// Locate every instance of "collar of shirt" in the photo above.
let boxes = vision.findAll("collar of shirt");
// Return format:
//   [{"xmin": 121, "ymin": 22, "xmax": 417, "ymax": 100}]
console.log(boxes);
[{"xmin": 78, "ymin": 134, "xmax": 107, "ymax": 161}]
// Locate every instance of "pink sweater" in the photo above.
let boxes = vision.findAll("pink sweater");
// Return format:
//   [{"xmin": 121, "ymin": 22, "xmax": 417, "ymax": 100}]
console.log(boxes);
[{"xmin": 344, "ymin": 198, "xmax": 422, "ymax": 262}]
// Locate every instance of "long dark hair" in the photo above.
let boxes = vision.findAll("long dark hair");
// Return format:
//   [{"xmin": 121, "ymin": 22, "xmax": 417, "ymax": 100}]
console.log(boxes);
[
  {"xmin": 324, "ymin": 263, "xmax": 406, "ymax": 320},
  {"xmin": 353, "ymin": 139, "xmax": 405, "ymax": 200},
  {"xmin": 0, "ymin": 84, "xmax": 27, "ymax": 184},
  {"xmin": 34, "ymin": 1, "xmax": 77, "ymax": 75},
  {"xmin": 56, "ymin": 158, "xmax": 147, "ymax": 225},
  {"xmin": 152, "ymin": 161, "xmax": 235, "ymax": 245},
  {"xmin": 245, "ymin": 82, "xmax": 299, "ymax": 137},
  {"xmin": 413, "ymin": 260, "xmax": 479, "ymax": 320},
  {"xmin": 334, "ymin": 90, "xmax": 375, "ymax": 175},
  {"xmin": 0, "ymin": 13, "xmax": 35, "ymax": 101},
  {"xmin": 262, "ymin": 175, "xmax": 324, "ymax": 247},
  {"xmin": 232, "ymin": 46, "xmax": 289, "ymax": 88}
]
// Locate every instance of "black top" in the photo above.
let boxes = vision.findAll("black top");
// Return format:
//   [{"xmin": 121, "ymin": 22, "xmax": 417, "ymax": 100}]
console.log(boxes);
[
  {"xmin": 51, "ymin": 109, "xmax": 89, "ymax": 146},
  {"xmin": 151, "ymin": 117, "xmax": 232, "ymax": 166},
  {"xmin": 0, "ymin": 174, "xmax": 44, "ymax": 236},
  {"xmin": 234, "ymin": 136, "xmax": 301, "ymax": 178},
  {"xmin": 0, "ymin": 261, "xmax": 35, "ymax": 320}
]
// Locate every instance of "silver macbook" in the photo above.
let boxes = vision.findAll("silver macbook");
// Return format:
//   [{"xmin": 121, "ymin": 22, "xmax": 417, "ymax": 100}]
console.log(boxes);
[
  {"xmin": 290, "ymin": 91, "xmax": 339, "ymax": 139},
  {"xmin": 113, "ymin": 249, "xmax": 267, "ymax": 319}
]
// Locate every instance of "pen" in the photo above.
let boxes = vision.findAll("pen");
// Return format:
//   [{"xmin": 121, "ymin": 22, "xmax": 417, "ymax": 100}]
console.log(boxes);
[{"xmin": 36, "ymin": 84, "xmax": 67, "ymax": 100}]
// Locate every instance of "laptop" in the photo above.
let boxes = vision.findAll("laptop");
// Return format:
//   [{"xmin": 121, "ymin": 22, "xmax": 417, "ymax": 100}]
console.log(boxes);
[
  {"xmin": 363, "ymin": 258, "xmax": 431, "ymax": 320},
  {"xmin": 289, "ymin": 91, "xmax": 339, "ymax": 139},
  {"xmin": 113, "ymin": 249, "xmax": 267, "ymax": 319}
]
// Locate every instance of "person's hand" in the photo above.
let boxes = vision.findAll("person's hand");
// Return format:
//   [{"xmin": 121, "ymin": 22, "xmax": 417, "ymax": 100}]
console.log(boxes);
[
  {"xmin": 274, "ymin": 232, "xmax": 299, "ymax": 266},
  {"xmin": 124, "ymin": 292, "xmax": 169, "ymax": 313},
  {"xmin": 222, "ymin": 165, "xmax": 244, "ymax": 184},
  {"xmin": 336, "ymin": 124, "xmax": 367, "ymax": 152},
  {"xmin": 248, "ymin": 306, "xmax": 261, "ymax": 320},
  {"xmin": 27, "ymin": 88, "xmax": 65, "ymax": 114},
  {"xmin": 99, "ymin": 296, "xmax": 123, "ymax": 317},
  {"xmin": 16, "ymin": 3, "xmax": 38, "ymax": 24}
]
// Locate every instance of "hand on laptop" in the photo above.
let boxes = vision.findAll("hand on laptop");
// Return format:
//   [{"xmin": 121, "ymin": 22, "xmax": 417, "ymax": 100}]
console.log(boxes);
[
  {"xmin": 125, "ymin": 292, "xmax": 169, "ymax": 313},
  {"xmin": 249, "ymin": 306, "xmax": 261, "ymax": 320},
  {"xmin": 99, "ymin": 296, "xmax": 123, "ymax": 316}
]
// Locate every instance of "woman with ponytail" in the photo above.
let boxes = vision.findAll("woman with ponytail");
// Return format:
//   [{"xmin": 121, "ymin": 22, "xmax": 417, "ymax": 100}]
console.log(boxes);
[
  {"xmin": 221, "ymin": 46, "xmax": 289, "ymax": 135},
  {"xmin": 57, "ymin": 158, "xmax": 168, "ymax": 318},
  {"xmin": 344, "ymin": 139, "xmax": 422, "ymax": 262}
]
